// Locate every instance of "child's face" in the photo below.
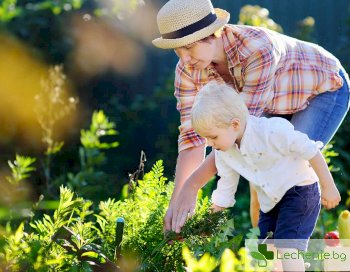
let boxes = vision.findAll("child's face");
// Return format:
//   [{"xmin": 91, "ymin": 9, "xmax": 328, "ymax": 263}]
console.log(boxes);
[{"xmin": 199, "ymin": 120, "xmax": 241, "ymax": 151}]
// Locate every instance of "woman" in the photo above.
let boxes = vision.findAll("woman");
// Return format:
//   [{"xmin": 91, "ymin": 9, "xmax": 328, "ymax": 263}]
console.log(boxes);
[{"xmin": 152, "ymin": 0, "xmax": 350, "ymax": 233}]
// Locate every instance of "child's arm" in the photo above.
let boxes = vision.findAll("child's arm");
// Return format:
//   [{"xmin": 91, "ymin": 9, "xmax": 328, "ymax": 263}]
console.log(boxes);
[
  {"xmin": 309, "ymin": 150, "xmax": 341, "ymax": 209},
  {"xmin": 210, "ymin": 173, "xmax": 240, "ymax": 213},
  {"xmin": 210, "ymin": 204, "xmax": 226, "ymax": 213}
]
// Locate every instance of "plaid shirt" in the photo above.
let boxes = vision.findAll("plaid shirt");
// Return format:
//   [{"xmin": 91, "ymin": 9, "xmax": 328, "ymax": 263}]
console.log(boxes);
[{"xmin": 175, "ymin": 25, "xmax": 344, "ymax": 152}]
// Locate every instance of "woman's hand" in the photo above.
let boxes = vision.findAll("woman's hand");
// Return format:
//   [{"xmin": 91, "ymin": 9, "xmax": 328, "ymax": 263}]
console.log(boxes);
[
  {"xmin": 163, "ymin": 148, "xmax": 216, "ymax": 233},
  {"xmin": 163, "ymin": 204, "xmax": 174, "ymax": 232},
  {"xmin": 171, "ymin": 184, "xmax": 198, "ymax": 233}
]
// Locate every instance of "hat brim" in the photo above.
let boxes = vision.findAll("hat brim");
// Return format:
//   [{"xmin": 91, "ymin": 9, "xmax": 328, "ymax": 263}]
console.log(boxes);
[{"xmin": 152, "ymin": 8, "xmax": 230, "ymax": 49}]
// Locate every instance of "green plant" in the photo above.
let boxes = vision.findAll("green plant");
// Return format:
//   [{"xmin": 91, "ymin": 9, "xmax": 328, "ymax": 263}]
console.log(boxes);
[
  {"xmin": 0, "ymin": 0, "xmax": 146, "ymax": 22},
  {"xmin": 94, "ymin": 0, "xmax": 145, "ymax": 18},
  {"xmin": 1, "ymin": 187, "xmax": 91, "ymax": 271},
  {"xmin": 182, "ymin": 246, "xmax": 268, "ymax": 272},
  {"xmin": 28, "ymin": 0, "xmax": 83, "ymax": 15},
  {"xmin": 0, "ymin": 0, "xmax": 21, "ymax": 22},
  {"xmin": 34, "ymin": 65, "xmax": 78, "ymax": 194},
  {"xmin": 1, "ymin": 159, "xmax": 256, "ymax": 271},
  {"xmin": 30, "ymin": 187, "xmax": 92, "ymax": 238},
  {"xmin": 6, "ymin": 155, "xmax": 36, "ymax": 185},
  {"xmin": 0, "ymin": 155, "xmax": 36, "ymax": 222},
  {"xmin": 65, "ymin": 110, "xmax": 119, "ymax": 200},
  {"xmin": 35, "ymin": 65, "xmax": 78, "ymax": 157},
  {"xmin": 322, "ymin": 142, "xmax": 340, "ymax": 172}
]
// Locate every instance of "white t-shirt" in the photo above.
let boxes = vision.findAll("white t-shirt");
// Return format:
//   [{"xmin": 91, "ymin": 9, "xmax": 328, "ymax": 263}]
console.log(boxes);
[{"xmin": 212, "ymin": 115, "xmax": 323, "ymax": 213}]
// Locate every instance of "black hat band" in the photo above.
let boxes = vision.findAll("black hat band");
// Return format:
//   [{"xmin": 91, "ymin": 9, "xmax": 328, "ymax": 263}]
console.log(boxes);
[{"xmin": 161, "ymin": 12, "xmax": 217, "ymax": 39}]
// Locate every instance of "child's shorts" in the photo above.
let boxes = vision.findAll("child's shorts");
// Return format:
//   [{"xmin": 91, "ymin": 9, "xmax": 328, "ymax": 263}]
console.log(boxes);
[{"xmin": 258, "ymin": 182, "xmax": 321, "ymax": 251}]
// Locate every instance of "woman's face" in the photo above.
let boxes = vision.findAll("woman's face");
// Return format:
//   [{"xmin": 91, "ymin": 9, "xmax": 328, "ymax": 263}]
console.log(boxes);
[{"xmin": 174, "ymin": 38, "xmax": 216, "ymax": 69}]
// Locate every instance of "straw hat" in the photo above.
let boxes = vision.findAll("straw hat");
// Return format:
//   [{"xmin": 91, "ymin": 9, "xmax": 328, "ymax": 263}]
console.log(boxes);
[{"xmin": 152, "ymin": 0, "xmax": 230, "ymax": 49}]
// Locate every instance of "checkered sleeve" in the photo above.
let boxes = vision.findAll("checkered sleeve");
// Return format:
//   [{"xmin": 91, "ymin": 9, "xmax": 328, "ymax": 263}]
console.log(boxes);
[{"xmin": 174, "ymin": 62, "xmax": 205, "ymax": 152}]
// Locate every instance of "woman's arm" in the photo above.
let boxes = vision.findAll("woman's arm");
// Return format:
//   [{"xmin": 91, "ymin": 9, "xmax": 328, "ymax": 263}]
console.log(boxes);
[
  {"xmin": 164, "ymin": 147, "xmax": 217, "ymax": 232},
  {"xmin": 171, "ymin": 145, "xmax": 207, "ymax": 202}
]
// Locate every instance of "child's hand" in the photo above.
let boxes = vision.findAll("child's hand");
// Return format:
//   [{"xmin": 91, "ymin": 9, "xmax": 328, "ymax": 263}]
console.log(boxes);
[
  {"xmin": 321, "ymin": 183, "xmax": 341, "ymax": 209},
  {"xmin": 210, "ymin": 204, "xmax": 226, "ymax": 213}
]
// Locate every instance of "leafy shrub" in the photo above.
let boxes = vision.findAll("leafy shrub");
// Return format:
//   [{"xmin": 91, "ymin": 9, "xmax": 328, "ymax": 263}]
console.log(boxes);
[{"xmin": 0, "ymin": 159, "xmax": 261, "ymax": 272}]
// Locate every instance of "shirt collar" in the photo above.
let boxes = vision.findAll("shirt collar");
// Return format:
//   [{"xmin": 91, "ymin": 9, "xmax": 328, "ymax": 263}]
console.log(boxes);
[{"xmin": 238, "ymin": 115, "xmax": 254, "ymax": 154}]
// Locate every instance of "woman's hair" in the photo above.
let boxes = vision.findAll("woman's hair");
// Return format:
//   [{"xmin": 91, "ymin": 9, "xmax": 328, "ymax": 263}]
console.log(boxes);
[
  {"xmin": 191, "ymin": 82, "xmax": 249, "ymax": 133},
  {"xmin": 198, "ymin": 28, "xmax": 223, "ymax": 44}
]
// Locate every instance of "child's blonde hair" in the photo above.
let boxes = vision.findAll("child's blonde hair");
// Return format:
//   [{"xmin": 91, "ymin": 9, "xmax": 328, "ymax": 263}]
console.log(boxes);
[{"xmin": 191, "ymin": 82, "xmax": 249, "ymax": 134}]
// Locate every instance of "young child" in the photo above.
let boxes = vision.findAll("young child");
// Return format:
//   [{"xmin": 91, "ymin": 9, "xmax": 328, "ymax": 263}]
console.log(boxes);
[{"xmin": 177, "ymin": 81, "xmax": 341, "ymax": 271}]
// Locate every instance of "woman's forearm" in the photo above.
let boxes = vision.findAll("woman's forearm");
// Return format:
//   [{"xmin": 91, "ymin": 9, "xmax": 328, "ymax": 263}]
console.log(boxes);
[{"xmin": 172, "ymin": 146, "xmax": 217, "ymax": 201}]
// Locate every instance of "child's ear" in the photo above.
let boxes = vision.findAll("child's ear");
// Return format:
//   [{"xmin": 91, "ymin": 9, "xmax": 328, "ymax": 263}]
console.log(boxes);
[{"xmin": 231, "ymin": 118, "xmax": 240, "ymax": 129}]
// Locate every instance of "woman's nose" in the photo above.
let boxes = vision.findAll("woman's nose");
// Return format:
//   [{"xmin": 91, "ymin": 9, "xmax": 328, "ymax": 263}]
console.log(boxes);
[
  {"xmin": 175, "ymin": 49, "xmax": 191, "ymax": 64},
  {"xmin": 181, "ymin": 54, "xmax": 191, "ymax": 64}
]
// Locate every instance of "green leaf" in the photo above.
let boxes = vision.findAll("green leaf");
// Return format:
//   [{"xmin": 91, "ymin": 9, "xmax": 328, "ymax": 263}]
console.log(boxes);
[
  {"xmin": 6, "ymin": 154, "xmax": 36, "ymax": 184},
  {"xmin": 81, "ymin": 251, "xmax": 99, "ymax": 259}
]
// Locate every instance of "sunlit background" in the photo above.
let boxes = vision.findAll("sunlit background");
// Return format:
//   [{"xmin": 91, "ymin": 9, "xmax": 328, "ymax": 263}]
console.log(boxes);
[{"xmin": 0, "ymin": 0, "xmax": 350, "ymax": 270}]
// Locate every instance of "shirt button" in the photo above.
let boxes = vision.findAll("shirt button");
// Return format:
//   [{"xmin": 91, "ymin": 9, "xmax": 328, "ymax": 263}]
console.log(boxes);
[{"xmin": 274, "ymin": 197, "xmax": 278, "ymax": 202}]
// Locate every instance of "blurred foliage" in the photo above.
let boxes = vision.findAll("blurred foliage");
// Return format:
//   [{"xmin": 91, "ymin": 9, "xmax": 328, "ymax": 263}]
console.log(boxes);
[
  {"xmin": 64, "ymin": 110, "xmax": 120, "ymax": 200},
  {"xmin": 6, "ymin": 155, "xmax": 36, "ymax": 185},
  {"xmin": 0, "ymin": 0, "xmax": 145, "ymax": 21},
  {"xmin": 238, "ymin": 5, "xmax": 283, "ymax": 33},
  {"xmin": 294, "ymin": 16, "xmax": 316, "ymax": 42},
  {"xmin": 0, "ymin": 0, "xmax": 21, "ymax": 22},
  {"xmin": 0, "ymin": 155, "xmax": 35, "ymax": 222},
  {"xmin": 0, "ymin": 0, "xmax": 159, "ymax": 189},
  {"xmin": 0, "ymin": 0, "xmax": 146, "ymax": 65},
  {"xmin": 94, "ymin": 0, "xmax": 145, "ymax": 18},
  {"xmin": 0, "ymin": 107, "xmax": 118, "ymax": 220},
  {"xmin": 35, "ymin": 65, "xmax": 78, "ymax": 156}
]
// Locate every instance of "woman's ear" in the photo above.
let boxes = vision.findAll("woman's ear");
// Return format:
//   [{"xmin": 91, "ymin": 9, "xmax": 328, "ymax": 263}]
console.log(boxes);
[{"xmin": 231, "ymin": 118, "xmax": 241, "ymax": 129}]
